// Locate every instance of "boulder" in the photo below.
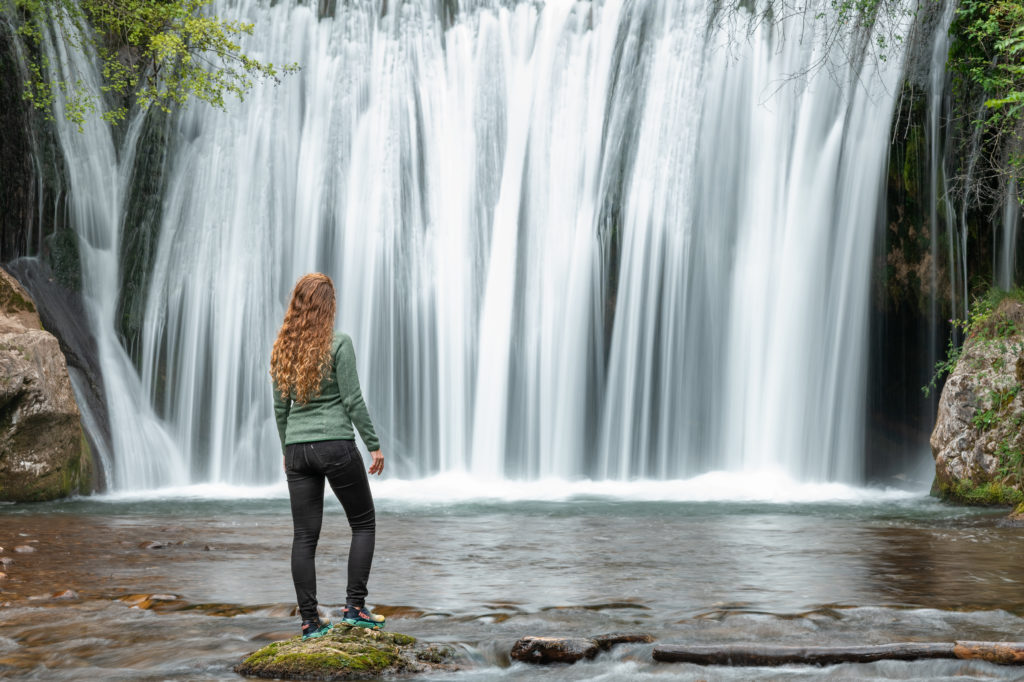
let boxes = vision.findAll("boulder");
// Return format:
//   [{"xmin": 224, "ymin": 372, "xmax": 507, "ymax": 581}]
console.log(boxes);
[
  {"xmin": 235, "ymin": 624, "xmax": 458, "ymax": 680},
  {"xmin": 510, "ymin": 636, "xmax": 600, "ymax": 664},
  {"xmin": 931, "ymin": 298, "xmax": 1024, "ymax": 505},
  {"xmin": 0, "ymin": 268, "xmax": 90, "ymax": 502}
]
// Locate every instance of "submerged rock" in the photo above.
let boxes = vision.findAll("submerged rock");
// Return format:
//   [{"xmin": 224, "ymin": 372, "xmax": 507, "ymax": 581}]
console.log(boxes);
[
  {"xmin": 1000, "ymin": 502, "xmax": 1024, "ymax": 527},
  {"xmin": 931, "ymin": 297, "xmax": 1024, "ymax": 505},
  {"xmin": 0, "ymin": 268, "xmax": 90, "ymax": 502},
  {"xmin": 235, "ymin": 624, "xmax": 458, "ymax": 680},
  {"xmin": 510, "ymin": 636, "xmax": 600, "ymax": 664},
  {"xmin": 593, "ymin": 632, "xmax": 656, "ymax": 649}
]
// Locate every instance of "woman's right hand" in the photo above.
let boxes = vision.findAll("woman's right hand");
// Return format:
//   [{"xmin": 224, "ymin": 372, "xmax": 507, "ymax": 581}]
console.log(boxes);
[{"xmin": 368, "ymin": 450, "xmax": 384, "ymax": 476}]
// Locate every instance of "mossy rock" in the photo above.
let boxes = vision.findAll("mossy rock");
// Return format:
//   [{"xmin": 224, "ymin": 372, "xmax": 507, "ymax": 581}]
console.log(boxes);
[
  {"xmin": 931, "ymin": 295, "xmax": 1024, "ymax": 506},
  {"xmin": 935, "ymin": 478, "xmax": 1024, "ymax": 507},
  {"xmin": 235, "ymin": 624, "xmax": 456, "ymax": 680},
  {"xmin": 0, "ymin": 271, "xmax": 36, "ymax": 316}
]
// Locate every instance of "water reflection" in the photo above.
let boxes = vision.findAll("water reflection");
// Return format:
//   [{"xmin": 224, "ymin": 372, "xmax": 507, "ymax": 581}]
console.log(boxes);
[{"xmin": 0, "ymin": 497, "xmax": 1022, "ymax": 679}]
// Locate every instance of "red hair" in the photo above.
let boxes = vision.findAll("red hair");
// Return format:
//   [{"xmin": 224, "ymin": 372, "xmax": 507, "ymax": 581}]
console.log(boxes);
[{"xmin": 270, "ymin": 273, "xmax": 337, "ymax": 404}]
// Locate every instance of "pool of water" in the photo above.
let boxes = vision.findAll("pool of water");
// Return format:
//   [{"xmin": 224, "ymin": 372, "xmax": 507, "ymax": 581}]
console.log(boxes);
[{"xmin": 1, "ymin": 483, "xmax": 1023, "ymax": 680}]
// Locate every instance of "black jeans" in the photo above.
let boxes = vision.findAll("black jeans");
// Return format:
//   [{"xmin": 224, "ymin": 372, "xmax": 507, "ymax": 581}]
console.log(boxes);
[{"xmin": 285, "ymin": 439, "xmax": 375, "ymax": 621}]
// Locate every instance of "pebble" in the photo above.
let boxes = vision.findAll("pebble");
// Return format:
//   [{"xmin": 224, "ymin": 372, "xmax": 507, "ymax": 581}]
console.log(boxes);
[
  {"xmin": 52, "ymin": 589, "xmax": 79, "ymax": 600},
  {"xmin": 0, "ymin": 572, "xmax": 6, "ymax": 580},
  {"xmin": 13, "ymin": 545, "xmax": 34, "ymax": 553},
  {"xmin": 0, "ymin": 557, "xmax": 12, "ymax": 566},
  {"xmin": 138, "ymin": 541, "xmax": 165, "ymax": 550}
]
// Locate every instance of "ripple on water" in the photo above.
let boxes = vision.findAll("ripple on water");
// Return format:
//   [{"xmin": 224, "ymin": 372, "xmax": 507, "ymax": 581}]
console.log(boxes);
[
  {"xmin": 0, "ymin": 499, "xmax": 1023, "ymax": 679},
  {"xmin": 0, "ymin": 636, "xmax": 19, "ymax": 653}
]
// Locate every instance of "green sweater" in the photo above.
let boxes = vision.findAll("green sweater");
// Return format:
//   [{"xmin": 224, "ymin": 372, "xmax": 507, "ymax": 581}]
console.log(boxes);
[{"xmin": 273, "ymin": 332, "xmax": 380, "ymax": 452}]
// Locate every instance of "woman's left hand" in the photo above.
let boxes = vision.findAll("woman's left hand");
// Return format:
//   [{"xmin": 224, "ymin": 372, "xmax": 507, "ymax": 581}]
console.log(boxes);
[{"xmin": 368, "ymin": 450, "xmax": 384, "ymax": 476}]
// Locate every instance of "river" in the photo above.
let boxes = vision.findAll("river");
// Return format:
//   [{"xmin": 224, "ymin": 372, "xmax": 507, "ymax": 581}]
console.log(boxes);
[{"xmin": 2, "ymin": 479, "xmax": 1023, "ymax": 680}]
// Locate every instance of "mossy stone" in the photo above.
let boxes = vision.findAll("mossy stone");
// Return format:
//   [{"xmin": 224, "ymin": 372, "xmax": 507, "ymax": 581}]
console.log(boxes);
[
  {"xmin": 0, "ymin": 273, "xmax": 36, "ymax": 316},
  {"xmin": 935, "ymin": 478, "xmax": 1024, "ymax": 506},
  {"xmin": 235, "ymin": 624, "xmax": 427, "ymax": 680}
]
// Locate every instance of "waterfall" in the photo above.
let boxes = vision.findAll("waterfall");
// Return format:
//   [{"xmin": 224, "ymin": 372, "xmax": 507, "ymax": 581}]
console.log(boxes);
[
  {"xmin": 48, "ymin": 0, "xmax": 914, "ymax": 489},
  {"xmin": 36, "ymin": 9, "xmax": 187, "ymax": 490},
  {"xmin": 998, "ymin": 179, "xmax": 1019, "ymax": 290}
]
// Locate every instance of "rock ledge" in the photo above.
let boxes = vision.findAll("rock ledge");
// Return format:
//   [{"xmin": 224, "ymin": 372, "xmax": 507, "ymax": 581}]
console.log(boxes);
[{"xmin": 931, "ymin": 297, "xmax": 1024, "ymax": 505}]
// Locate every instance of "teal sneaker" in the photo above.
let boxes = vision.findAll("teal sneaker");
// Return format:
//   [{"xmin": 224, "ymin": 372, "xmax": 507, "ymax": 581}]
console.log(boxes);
[
  {"xmin": 342, "ymin": 605, "xmax": 385, "ymax": 630},
  {"xmin": 301, "ymin": 618, "xmax": 333, "ymax": 640}
]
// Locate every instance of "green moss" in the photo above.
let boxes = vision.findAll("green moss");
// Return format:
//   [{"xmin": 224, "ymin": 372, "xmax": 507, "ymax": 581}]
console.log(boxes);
[
  {"xmin": 236, "ymin": 625, "xmax": 418, "ymax": 680},
  {"xmin": 387, "ymin": 633, "xmax": 415, "ymax": 646},
  {"xmin": 78, "ymin": 431, "xmax": 92, "ymax": 494},
  {"xmin": 924, "ymin": 290, "xmax": 1024, "ymax": 397},
  {"xmin": 272, "ymin": 650, "xmax": 399, "ymax": 672},
  {"xmin": 242, "ymin": 640, "xmax": 284, "ymax": 667},
  {"xmin": 0, "ymin": 275, "xmax": 36, "ymax": 315},
  {"xmin": 937, "ymin": 479, "xmax": 1024, "ymax": 506}
]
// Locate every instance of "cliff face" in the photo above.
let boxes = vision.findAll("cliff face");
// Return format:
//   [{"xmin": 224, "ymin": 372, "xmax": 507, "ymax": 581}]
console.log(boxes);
[
  {"xmin": 931, "ymin": 297, "xmax": 1024, "ymax": 505},
  {"xmin": 0, "ymin": 268, "xmax": 91, "ymax": 502}
]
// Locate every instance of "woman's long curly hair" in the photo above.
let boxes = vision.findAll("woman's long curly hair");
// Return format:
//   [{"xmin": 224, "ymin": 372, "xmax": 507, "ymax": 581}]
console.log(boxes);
[{"xmin": 270, "ymin": 273, "xmax": 337, "ymax": 404}]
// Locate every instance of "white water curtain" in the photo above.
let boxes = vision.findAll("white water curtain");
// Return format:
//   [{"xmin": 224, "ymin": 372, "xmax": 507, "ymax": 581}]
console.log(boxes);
[{"xmin": 49, "ymin": 0, "xmax": 913, "ymax": 488}]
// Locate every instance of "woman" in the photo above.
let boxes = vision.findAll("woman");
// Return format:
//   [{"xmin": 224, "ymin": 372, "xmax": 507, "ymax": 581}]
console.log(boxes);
[{"xmin": 270, "ymin": 273, "xmax": 386, "ymax": 639}]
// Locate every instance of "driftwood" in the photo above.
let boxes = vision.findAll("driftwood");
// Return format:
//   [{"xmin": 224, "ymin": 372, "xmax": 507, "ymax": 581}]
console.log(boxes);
[
  {"xmin": 653, "ymin": 642, "xmax": 1024, "ymax": 666},
  {"xmin": 954, "ymin": 641, "xmax": 1024, "ymax": 665}
]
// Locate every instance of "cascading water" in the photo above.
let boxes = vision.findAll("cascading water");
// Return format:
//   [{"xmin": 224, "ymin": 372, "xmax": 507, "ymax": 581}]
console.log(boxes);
[
  {"xmin": 49, "ymin": 0, "xmax": 916, "ymax": 489},
  {"xmin": 34, "ymin": 9, "xmax": 186, "ymax": 490},
  {"xmin": 998, "ymin": 179, "xmax": 1019, "ymax": 290}
]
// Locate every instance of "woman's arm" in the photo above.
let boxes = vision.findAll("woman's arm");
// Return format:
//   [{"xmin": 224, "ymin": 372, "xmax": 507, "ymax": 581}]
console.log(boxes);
[
  {"xmin": 273, "ymin": 383, "xmax": 291, "ymax": 452},
  {"xmin": 336, "ymin": 335, "xmax": 382, "ymax": 453}
]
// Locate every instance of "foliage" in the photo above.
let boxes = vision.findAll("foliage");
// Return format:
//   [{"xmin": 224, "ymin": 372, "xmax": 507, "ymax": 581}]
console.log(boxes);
[
  {"xmin": 948, "ymin": 0, "xmax": 1024, "ymax": 201},
  {"xmin": 941, "ymin": 477, "xmax": 1024, "ymax": 505},
  {"xmin": 995, "ymin": 426, "xmax": 1024, "ymax": 482},
  {"xmin": 923, "ymin": 286, "xmax": 1024, "ymax": 396},
  {"xmin": 822, "ymin": 0, "xmax": 909, "ymax": 61},
  {"xmin": 10, "ymin": 0, "xmax": 297, "ymax": 127},
  {"xmin": 927, "ymin": 287, "xmax": 1024, "ymax": 498}
]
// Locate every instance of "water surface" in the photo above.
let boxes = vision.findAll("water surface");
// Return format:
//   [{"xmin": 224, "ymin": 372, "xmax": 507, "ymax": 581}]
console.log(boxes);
[{"xmin": 1, "ymin": 485, "xmax": 1023, "ymax": 680}]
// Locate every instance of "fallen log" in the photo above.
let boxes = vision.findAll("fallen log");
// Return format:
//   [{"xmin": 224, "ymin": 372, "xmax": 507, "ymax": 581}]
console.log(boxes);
[
  {"xmin": 653, "ymin": 641, "xmax": 1024, "ymax": 666},
  {"xmin": 954, "ymin": 641, "xmax": 1024, "ymax": 665}
]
